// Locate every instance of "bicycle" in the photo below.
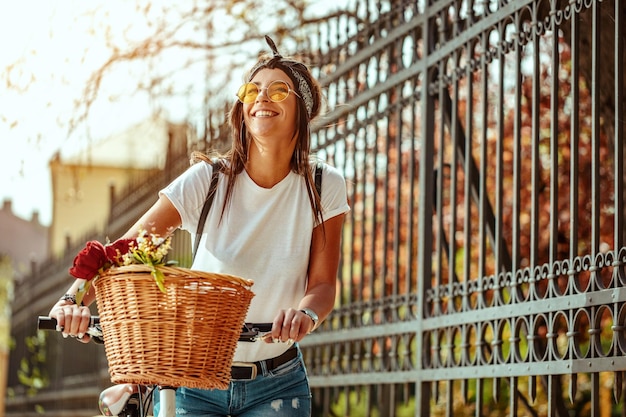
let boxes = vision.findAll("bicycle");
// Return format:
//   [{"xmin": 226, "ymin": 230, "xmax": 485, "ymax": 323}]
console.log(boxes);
[{"xmin": 38, "ymin": 316, "xmax": 273, "ymax": 417}]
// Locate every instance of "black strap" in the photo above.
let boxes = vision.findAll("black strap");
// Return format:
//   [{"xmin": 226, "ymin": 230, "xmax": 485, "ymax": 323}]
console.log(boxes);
[
  {"xmin": 314, "ymin": 162, "xmax": 322, "ymax": 198},
  {"xmin": 192, "ymin": 162, "xmax": 323, "ymax": 263},
  {"xmin": 192, "ymin": 163, "xmax": 220, "ymax": 262}
]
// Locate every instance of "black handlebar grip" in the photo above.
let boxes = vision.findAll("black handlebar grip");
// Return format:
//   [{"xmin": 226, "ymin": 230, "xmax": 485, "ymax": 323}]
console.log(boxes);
[
  {"xmin": 37, "ymin": 316, "xmax": 100, "ymax": 331},
  {"xmin": 37, "ymin": 316, "xmax": 59, "ymax": 331}
]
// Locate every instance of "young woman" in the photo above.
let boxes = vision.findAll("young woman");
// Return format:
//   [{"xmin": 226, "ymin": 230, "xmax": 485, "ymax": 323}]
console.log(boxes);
[{"xmin": 48, "ymin": 36, "xmax": 349, "ymax": 416}]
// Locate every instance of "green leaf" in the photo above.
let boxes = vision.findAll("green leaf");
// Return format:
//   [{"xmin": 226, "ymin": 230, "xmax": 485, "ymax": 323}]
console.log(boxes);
[
  {"xmin": 76, "ymin": 280, "xmax": 92, "ymax": 306},
  {"xmin": 151, "ymin": 267, "xmax": 166, "ymax": 293}
]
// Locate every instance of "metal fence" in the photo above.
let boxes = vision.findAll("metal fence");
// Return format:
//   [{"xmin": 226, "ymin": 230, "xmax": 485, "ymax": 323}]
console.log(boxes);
[
  {"xmin": 300, "ymin": 0, "xmax": 625, "ymax": 416},
  {"xmin": 6, "ymin": 0, "xmax": 625, "ymax": 416}
]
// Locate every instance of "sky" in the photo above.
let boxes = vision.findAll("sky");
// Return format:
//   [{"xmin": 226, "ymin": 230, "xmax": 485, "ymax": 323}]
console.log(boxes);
[
  {"xmin": 0, "ymin": 0, "xmax": 351, "ymax": 226},
  {"xmin": 0, "ymin": 1, "xmax": 162, "ymax": 226}
]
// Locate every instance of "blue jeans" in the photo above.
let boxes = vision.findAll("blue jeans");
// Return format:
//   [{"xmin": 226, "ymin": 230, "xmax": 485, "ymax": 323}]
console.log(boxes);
[{"xmin": 153, "ymin": 346, "xmax": 311, "ymax": 416}]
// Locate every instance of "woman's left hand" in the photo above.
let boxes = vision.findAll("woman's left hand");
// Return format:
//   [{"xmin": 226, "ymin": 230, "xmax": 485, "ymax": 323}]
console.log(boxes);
[{"xmin": 268, "ymin": 308, "xmax": 313, "ymax": 343}]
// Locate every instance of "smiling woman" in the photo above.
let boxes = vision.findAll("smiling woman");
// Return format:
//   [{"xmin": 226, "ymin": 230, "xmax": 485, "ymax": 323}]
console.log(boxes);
[{"xmin": 48, "ymin": 34, "xmax": 350, "ymax": 417}]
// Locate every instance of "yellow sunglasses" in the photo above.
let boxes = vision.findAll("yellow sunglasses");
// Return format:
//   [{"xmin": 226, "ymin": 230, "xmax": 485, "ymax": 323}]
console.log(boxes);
[{"xmin": 236, "ymin": 80, "xmax": 301, "ymax": 104}]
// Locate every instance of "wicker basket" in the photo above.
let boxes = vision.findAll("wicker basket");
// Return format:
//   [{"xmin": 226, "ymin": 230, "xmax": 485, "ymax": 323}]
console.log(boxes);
[{"xmin": 93, "ymin": 264, "xmax": 254, "ymax": 390}]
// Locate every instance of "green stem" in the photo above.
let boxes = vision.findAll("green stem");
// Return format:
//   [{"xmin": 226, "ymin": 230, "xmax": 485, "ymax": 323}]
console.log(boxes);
[
  {"xmin": 75, "ymin": 279, "xmax": 93, "ymax": 306},
  {"xmin": 151, "ymin": 265, "xmax": 166, "ymax": 293}
]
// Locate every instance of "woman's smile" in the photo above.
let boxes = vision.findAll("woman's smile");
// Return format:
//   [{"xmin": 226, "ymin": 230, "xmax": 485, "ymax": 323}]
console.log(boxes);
[{"xmin": 252, "ymin": 109, "xmax": 278, "ymax": 118}]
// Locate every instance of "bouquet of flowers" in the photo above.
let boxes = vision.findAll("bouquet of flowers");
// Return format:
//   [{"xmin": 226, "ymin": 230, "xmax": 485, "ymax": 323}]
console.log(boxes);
[{"xmin": 69, "ymin": 229, "xmax": 173, "ymax": 304}]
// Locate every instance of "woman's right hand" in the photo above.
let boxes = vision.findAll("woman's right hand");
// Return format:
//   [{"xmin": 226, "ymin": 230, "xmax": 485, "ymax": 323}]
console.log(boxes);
[{"xmin": 49, "ymin": 298, "xmax": 93, "ymax": 343}]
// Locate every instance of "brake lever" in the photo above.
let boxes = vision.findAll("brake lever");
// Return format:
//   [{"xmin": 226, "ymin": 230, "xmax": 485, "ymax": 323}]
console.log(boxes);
[{"xmin": 239, "ymin": 323, "xmax": 273, "ymax": 342}]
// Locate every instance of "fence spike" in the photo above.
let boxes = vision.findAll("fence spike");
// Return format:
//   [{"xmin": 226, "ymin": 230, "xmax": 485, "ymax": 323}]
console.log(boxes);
[
  {"xmin": 614, "ymin": 372, "xmax": 623, "ymax": 403},
  {"xmin": 493, "ymin": 377, "xmax": 500, "ymax": 403},
  {"xmin": 476, "ymin": 378, "xmax": 484, "ymax": 414},
  {"xmin": 529, "ymin": 375, "xmax": 537, "ymax": 403},
  {"xmin": 569, "ymin": 373, "xmax": 577, "ymax": 404},
  {"xmin": 462, "ymin": 378, "xmax": 468, "ymax": 403}
]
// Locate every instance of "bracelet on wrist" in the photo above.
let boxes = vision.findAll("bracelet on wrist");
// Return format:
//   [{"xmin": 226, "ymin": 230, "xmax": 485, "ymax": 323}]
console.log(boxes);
[
  {"xmin": 60, "ymin": 293, "xmax": 84, "ymax": 306},
  {"xmin": 300, "ymin": 308, "xmax": 319, "ymax": 333}
]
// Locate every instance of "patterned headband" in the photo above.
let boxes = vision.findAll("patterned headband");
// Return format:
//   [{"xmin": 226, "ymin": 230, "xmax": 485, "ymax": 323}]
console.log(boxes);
[{"xmin": 248, "ymin": 35, "xmax": 315, "ymax": 118}]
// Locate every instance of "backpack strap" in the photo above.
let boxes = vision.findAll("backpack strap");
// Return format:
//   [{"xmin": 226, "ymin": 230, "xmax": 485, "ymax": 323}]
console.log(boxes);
[
  {"xmin": 315, "ymin": 162, "xmax": 323, "ymax": 198},
  {"xmin": 192, "ymin": 162, "xmax": 220, "ymax": 263}
]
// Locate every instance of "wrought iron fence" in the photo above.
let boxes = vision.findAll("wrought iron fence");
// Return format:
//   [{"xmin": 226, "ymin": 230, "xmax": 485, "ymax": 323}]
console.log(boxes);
[{"xmin": 301, "ymin": 0, "xmax": 625, "ymax": 416}]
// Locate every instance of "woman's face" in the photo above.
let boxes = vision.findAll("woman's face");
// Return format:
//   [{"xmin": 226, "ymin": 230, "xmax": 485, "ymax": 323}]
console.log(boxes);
[{"xmin": 242, "ymin": 68, "xmax": 299, "ymax": 145}]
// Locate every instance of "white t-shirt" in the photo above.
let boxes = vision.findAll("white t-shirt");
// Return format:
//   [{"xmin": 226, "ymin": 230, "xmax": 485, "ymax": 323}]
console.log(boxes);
[{"xmin": 160, "ymin": 161, "xmax": 350, "ymax": 362}]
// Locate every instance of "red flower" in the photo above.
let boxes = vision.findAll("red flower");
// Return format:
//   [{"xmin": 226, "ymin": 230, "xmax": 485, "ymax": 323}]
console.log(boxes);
[
  {"xmin": 69, "ymin": 240, "xmax": 108, "ymax": 280},
  {"xmin": 105, "ymin": 238, "xmax": 136, "ymax": 265}
]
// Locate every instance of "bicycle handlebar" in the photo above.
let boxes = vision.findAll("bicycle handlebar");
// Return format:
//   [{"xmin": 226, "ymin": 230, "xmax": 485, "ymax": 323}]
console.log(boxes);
[
  {"xmin": 38, "ymin": 315, "xmax": 100, "ymax": 330},
  {"xmin": 38, "ymin": 316, "xmax": 104, "ymax": 343},
  {"xmin": 38, "ymin": 316, "xmax": 273, "ymax": 343}
]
